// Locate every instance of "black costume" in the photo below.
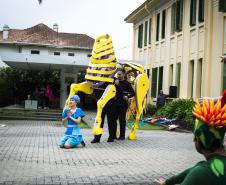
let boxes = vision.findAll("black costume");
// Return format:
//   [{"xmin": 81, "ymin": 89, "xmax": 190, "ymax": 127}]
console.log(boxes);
[{"xmin": 115, "ymin": 80, "xmax": 134, "ymax": 139}]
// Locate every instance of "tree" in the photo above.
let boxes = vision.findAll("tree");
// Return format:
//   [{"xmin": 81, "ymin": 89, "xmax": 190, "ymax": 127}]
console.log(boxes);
[{"xmin": 0, "ymin": 67, "xmax": 60, "ymax": 107}]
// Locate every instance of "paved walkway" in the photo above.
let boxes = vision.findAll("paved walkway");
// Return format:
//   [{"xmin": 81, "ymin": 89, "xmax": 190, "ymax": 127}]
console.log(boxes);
[{"xmin": 0, "ymin": 120, "xmax": 203, "ymax": 185}]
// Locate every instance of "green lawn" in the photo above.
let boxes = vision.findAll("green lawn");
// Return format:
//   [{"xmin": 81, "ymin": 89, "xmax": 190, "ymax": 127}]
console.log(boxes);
[
  {"xmin": 0, "ymin": 110, "xmax": 35, "ymax": 117},
  {"xmin": 126, "ymin": 121, "xmax": 164, "ymax": 130}
]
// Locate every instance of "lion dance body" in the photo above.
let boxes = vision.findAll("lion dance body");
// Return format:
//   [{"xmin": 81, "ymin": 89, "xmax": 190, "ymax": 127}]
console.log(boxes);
[{"xmin": 65, "ymin": 34, "xmax": 149, "ymax": 140}]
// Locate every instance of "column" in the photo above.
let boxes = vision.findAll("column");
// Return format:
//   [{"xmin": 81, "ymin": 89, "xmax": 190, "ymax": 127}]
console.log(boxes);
[{"xmin": 60, "ymin": 68, "xmax": 66, "ymax": 108}]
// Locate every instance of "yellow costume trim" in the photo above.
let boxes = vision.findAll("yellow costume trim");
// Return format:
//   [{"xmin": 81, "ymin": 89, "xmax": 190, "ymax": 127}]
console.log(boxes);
[
  {"xmin": 86, "ymin": 69, "xmax": 116, "ymax": 75},
  {"xmin": 85, "ymin": 75, "xmax": 114, "ymax": 83},
  {"xmin": 88, "ymin": 63, "xmax": 116, "ymax": 68},
  {"xmin": 90, "ymin": 56, "xmax": 116, "ymax": 64}
]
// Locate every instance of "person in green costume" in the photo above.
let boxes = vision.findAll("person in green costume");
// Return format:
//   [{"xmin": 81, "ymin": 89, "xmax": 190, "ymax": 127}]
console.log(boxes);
[{"xmin": 156, "ymin": 91, "xmax": 226, "ymax": 185}]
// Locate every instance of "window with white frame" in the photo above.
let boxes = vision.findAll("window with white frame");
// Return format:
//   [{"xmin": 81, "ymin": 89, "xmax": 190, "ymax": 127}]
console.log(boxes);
[{"xmin": 138, "ymin": 24, "xmax": 143, "ymax": 48}]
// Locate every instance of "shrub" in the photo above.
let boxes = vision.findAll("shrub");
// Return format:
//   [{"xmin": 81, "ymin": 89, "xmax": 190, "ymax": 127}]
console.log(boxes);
[
  {"xmin": 155, "ymin": 99, "xmax": 195, "ymax": 123},
  {"xmin": 145, "ymin": 103, "xmax": 157, "ymax": 115}
]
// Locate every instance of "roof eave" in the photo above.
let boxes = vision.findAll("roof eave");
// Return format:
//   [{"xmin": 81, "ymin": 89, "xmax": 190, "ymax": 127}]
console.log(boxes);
[
  {"xmin": 124, "ymin": 0, "xmax": 158, "ymax": 24},
  {"xmin": 0, "ymin": 41, "xmax": 93, "ymax": 50}
]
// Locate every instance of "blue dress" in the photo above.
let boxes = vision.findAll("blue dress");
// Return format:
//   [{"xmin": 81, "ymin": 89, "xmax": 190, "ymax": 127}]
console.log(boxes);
[{"xmin": 59, "ymin": 107, "xmax": 85, "ymax": 147}]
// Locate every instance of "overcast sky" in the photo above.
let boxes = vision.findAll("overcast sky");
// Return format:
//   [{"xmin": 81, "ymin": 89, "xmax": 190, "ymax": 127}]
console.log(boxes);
[{"xmin": 0, "ymin": 0, "xmax": 146, "ymax": 60}]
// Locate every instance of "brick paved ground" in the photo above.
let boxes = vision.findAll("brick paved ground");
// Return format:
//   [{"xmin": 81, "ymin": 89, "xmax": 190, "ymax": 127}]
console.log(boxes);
[{"xmin": 0, "ymin": 119, "xmax": 203, "ymax": 185}]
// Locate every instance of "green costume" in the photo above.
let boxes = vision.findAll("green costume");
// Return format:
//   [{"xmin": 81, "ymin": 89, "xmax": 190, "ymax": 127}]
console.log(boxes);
[
  {"xmin": 165, "ymin": 97, "xmax": 226, "ymax": 185},
  {"xmin": 166, "ymin": 154, "xmax": 226, "ymax": 185}
]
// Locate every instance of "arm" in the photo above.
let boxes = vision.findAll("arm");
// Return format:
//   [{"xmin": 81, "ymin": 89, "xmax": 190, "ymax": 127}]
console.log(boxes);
[
  {"xmin": 62, "ymin": 109, "xmax": 69, "ymax": 123},
  {"xmin": 165, "ymin": 168, "xmax": 191, "ymax": 185},
  {"xmin": 181, "ymin": 166, "xmax": 216, "ymax": 185},
  {"xmin": 62, "ymin": 116, "xmax": 68, "ymax": 123},
  {"xmin": 127, "ymin": 82, "xmax": 135, "ymax": 98},
  {"xmin": 68, "ymin": 116, "xmax": 81, "ymax": 125}
]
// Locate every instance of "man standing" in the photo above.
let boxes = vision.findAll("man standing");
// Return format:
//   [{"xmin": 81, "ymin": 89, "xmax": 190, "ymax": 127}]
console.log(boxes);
[
  {"xmin": 115, "ymin": 69, "xmax": 134, "ymax": 140},
  {"xmin": 156, "ymin": 90, "xmax": 168, "ymax": 109}
]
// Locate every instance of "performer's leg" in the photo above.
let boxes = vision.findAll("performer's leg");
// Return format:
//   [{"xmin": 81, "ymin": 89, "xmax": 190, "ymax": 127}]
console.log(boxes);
[
  {"xmin": 106, "ymin": 99, "xmax": 117, "ymax": 142},
  {"xmin": 118, "ymin": 105, "xmax": 128, "ymax": 139},
  {"xmin": 92, "ymin": 84, "xmax": 116, "ymax": 136},
  {"xmin": 91, "ymin": 107, "xmax": 106, "ymax": 143}
]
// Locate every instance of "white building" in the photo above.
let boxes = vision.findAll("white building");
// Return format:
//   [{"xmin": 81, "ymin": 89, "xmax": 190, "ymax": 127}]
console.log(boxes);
[
  {"xmin": 125, "ymin": 0, "xmax": 226, "ymax": 100},
  {"xmin": 0, "ymin": 23, "xmax": 94, "ymax": 108}
]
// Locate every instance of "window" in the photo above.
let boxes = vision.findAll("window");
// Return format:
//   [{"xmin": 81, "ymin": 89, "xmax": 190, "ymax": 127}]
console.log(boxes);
[
  {"xmin": 223, "ymin": 63, "xmax": 226, "ymax": 90},
  {"xmin": 148, "ymin": 18, "xmax": 152, "ymax": 44},
  {"xmin": 144, "ymin": 21, "xmax": 148, "ymax": 46},
  {"xmin": 219, "ymin": 0, "xmax": 226, "ymax": 12},
  {"xmin": 190, "ymin": 0, "xmax": 197, "ymax": 26},
  {"xmin": 31, "ymin": 50, "xmax": 40, "ymax": 54},
  {"xmin": 176, "ymin": 63, "xmax": 181, "ymax": 97},
  {"xmin": 158, "ymin": 66, "xmax": 163, "ymax": 94},
  {"xmin": 138, "ymin": 24, "xmax": 143, "ymax": 48},
  {"xmin": 68, "ymin": 53, "xmax": 74, "ymax": 56},
  {"xmin": 189, "ymin": 60, "xmax": 194, "ymax": 98},
  {"xmin": 171, "ymin": 3, "xmax": 176, "ymax": 34},
  {"xmin": 54, "ymin": 52, "xmax": 60, "ymax": 56},
  {"xmin": 198, "ymin": 0, "xmax": 204, "ymax": 22},
  {"xmin": 18, "ymin": 46, "xmax": 22, "ymax": 53},
  {"xmin": 156, "ymin": 13, "xmax": 160, "ymax": 41},
  {"xmin": 224, "ymin": 18, "xmax": 226, "ymax": 45},
  {"xmin": 169, "ymin": 64, "xmax": 173, "ymax": 86},
  {"xmin": 146, "ymin": 69, "xmax": 150, "ymax": 78},
  {"xmin": 176, "ymin": 0, "xmax": 183, "ymax": 31},
  {"xmin": 171, "ymin": 0, "xmax": 183, "ymax": 33},
  {"xmin": 151, "ymin": 67, "xmax": 158, "ymax": 97},
  {"xmin": 161, "ymin": 10, "xmax": 166, "ymax": 39},
  {"xmin": 196, "ymin": 59, "xmax": 202, "ymax": 98}
]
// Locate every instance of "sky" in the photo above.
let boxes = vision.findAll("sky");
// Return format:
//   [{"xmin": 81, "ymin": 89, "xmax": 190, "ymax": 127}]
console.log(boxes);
[{"xmin": 0, "ymin": 0, "xmax": 146, "ymax": 60}]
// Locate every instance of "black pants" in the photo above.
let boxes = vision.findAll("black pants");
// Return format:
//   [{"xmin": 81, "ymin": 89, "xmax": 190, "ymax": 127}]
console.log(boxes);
[
  {"xmin": 99, "ymin": 99, "xmax": 117, "ymax": 139},
  {"xmin": 115, "ymin": 103, "xmax": 128, "ymax": 138}
]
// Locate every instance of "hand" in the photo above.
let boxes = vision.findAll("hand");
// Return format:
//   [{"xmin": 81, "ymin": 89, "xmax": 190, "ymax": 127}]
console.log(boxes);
[
  {"xmin": 115, "ymin": 79, "xmax": 119, "ymax": 85},
  {"xmin": 154, "ymin": 179, "xmax": 166, "ymax": 185},
  {"xmin": 123, "ymin": 95, "xmax": 128, "ymax": 101},
  {"xmin": 67, "ymin": 110, "xmax": 72, "ymax": 118}
]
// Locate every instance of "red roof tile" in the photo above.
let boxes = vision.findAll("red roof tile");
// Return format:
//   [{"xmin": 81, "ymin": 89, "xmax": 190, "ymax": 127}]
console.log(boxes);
[{"xmin": 0, "ymin": 23, "xmax": 94, "ymax": 49}]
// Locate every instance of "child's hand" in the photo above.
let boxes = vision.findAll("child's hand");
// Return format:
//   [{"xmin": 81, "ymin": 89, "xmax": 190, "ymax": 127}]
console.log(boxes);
[
  {"xmin": 67, "ymin": 110, "xmax": 72, "ymax": 117},
  {"xmin": 154, "ymin": 179, "xmax": 166, "ymax": 185}
]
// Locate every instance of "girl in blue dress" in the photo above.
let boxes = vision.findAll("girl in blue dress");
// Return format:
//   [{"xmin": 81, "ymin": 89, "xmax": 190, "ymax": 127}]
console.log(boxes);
[{"xmin": 59, "ymin": 95, "xmax": 86, "ymax": 149}]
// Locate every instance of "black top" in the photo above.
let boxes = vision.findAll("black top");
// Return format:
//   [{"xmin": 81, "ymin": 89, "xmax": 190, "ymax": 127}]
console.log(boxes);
[{"xmin": 115, "ymin": 80, "xmax": 135, "ymax": 106}]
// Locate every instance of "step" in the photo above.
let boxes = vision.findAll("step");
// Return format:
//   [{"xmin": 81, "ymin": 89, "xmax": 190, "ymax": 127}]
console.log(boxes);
[
  {"xmin": 2, "ymin": 107, "xmax": 62, "ymax": 113},
  {"xmin": 0, "ymin": 115, "xmax": 61, "ymax": 121}
]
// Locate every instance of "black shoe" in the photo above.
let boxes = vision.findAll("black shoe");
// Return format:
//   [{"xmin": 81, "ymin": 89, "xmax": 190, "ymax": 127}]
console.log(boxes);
[
  {"xmin": 107, "ymin": 138, "xmax": 114, "ymax": 142},
  {"xmin": 91, "ymin": 135, "xmax": 101, "ymax": 143},
  {"xmin": 81, "ymin": 141, "xmax": 86, "ymax": 147},
  {"xmin": 59, "ymin": 145, "xmax": 64, "ymax": 148},
  {"xmin": 91, "ymin": 138, "xmax": 100, "ymax": 143},
  {"xmin": 117, "ymin": 136, "xmax": 125, "ymax": 140}
]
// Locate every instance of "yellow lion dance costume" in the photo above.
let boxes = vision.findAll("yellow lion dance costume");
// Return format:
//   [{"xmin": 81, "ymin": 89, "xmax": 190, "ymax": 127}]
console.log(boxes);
[{"xmin": 65, "ymin": 34, "xmax": 149, "ymax": 140}]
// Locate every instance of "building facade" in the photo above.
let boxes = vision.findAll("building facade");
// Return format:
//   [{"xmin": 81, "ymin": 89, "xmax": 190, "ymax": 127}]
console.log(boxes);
[
  {"xmin": 0, "ymin": 23, "xmax": 94, "ymax": 108},
  {"xmin": 125, "ymin": 0, "xmax": 226, "ymax": 100}
]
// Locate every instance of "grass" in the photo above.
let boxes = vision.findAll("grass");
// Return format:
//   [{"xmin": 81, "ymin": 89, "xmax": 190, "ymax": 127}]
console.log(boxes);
[
  {"xmin": 0, "ymin": 110, "xmax": 35, "ymax": 117},
  {"xmin": 126, "ymin": 121, "xmax": 164, "ymax": 130}
]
